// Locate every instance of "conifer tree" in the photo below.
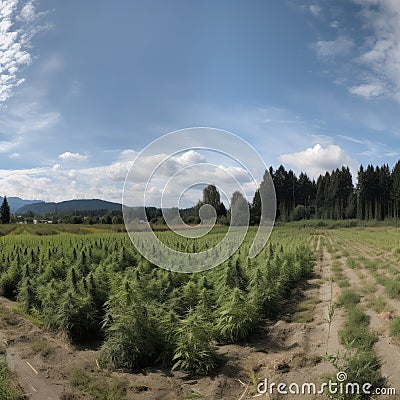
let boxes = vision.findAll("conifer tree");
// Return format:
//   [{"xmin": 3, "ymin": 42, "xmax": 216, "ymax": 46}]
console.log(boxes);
[{"xmin": 0, "ymin": 196, "xmax": 10, "ymax": 224}]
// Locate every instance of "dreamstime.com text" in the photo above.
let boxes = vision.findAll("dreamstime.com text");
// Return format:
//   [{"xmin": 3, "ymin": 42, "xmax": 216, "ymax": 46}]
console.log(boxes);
[{"xmin": 257, "ymin": 372, "xmax": 396, "ymax": 396}]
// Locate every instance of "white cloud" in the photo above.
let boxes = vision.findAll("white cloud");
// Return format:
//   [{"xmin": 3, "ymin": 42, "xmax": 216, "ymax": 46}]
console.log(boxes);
[
  {"xmin": 314, "ymin": 36, "xmax": 354, "ymax": 58},
  {"xmin": 349, "ymin": 0, "xmax": 400, "ymax": 101},
  {"xmin": 216, "ymin": 165, "xmax": 250, "ymax": 184},
  {"xmin": 309, "ymin": 4, "xmax": 322, "ymax": 17},
  {"xmin": 330, "ymin": 20, "xmax": 339, "ymax": 29},
  {"xmin": 280, "ymin": 144, "xmax": 355, "ymax": 178},
  {"xmin": 338, "ymin": 135, "xmax": 398, "ymax": 158},
  {"xmin": 9, "ymin": 152, "xmax": 19, "ymax": 158},
  {"xmin": 58, "ymin": 152, "xmax": 88, "ymax": 162},
  {"xmin": 0, "ymin": 101, "xmax": 60, "ymax": 134},
  {"xmin": 349, "ymin": 82, "xmax": 385, "ymax": 99},
  {"xmin": 0, "ymin": 0, "xmax": 48, "ymax": 104},
  {"xmin": 118, "ymin": 149, "xmax": 137, "ymax": 161},
  {"xmin": 0, "ymin": 140, "xmax": 17, "ymax": 152},
  {"xmin": 176, "ymin": 150, "xmax": 206, "ymax": 165},
  {"xmin": 19, "ymin": 2, "xmax": 35, "ymax": 22}
]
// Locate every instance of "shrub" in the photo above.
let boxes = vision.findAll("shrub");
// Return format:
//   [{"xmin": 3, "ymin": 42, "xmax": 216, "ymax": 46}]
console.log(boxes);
[
  {"xmin": 291, "ymin": 205, "xmax": 307, "ymax": 221},
  {"xmin": 101, "ymin": 300, "xmax": 160, "ymax": 370}
]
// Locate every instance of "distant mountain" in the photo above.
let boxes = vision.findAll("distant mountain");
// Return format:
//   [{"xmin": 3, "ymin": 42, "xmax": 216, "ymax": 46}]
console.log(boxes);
[
  {"xmin": 0, "ymin": 196, "xmax": 43, "ymax": 214},
  {"xmin": 16, "ymin": 199, "xmax": 122, "ymax": 215}
]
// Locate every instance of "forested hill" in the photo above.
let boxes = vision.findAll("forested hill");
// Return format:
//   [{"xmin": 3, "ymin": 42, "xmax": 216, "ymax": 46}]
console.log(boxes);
[
  {"xmin": 0, "ymin": 196, "xmax": 42, "ymax": 214},
  {"xmin": 16, "ymin": 199, "xmax": 122, "ymax": 215}
]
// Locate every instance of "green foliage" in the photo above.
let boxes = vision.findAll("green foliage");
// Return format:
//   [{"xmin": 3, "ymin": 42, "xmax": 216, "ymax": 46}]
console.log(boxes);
[
  {"xmin": 339, "ymin": 306, "xmax": 377, "ymax": 351},
  {"xmin": 0, "ymin": 227, "xmax": 313, "ymax": 374},
  {"xmin": 56, "ymin": 290, "xmax": 100, "ymax": 342},
  {"xmin": 0, "ymin": 197, "xmax": 11, "ymax": 224},
  {"xmin": 291, "ymin": 205, "xmax": 307, "ymax": 221},
  {"xmin": 336, "ymin": 289, "xmax": 360, "ymax": 310},
  {"xmin": 346, "ymin": 258, "xmax": 357, "ymax": 269},
  {"xmin": 101, "ymin": 283, "xmax": 160, "ymax": 370},
  {"xmin": 172, "ymin": 309, "xmax": 217, "ymax": 374},
  {"xmin": 327, "ymin": 349, "xmax": 383, "ymax": 400},
  {"xmin": 0, "ymin": 362, "xmax": 20, "ymax": 400},
  {"xmin": 384, "ymin": 277, "xmax": 400, "ymax": 298},
  {"xmin": 293, "ymin": 296, "xmax": 320, "ymax": 323},
  {"xmin": 215, "ymin": 288, "xmax": 257, "ymax": 343}
]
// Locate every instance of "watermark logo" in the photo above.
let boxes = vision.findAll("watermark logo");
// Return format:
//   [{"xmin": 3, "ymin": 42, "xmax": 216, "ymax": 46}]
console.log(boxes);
[
  {"xmin": 257, "ymin": 372, "xmax": 396, "ymax": 396},
  {"xmin": 122, "ymin": 127, "xmax": 276, "ymax": 273}
]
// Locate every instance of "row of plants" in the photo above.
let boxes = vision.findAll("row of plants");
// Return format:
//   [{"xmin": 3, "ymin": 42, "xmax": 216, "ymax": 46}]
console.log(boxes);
[{"xmin": 0, "ymin": 229, "xmax": 314, "ymax": 374}]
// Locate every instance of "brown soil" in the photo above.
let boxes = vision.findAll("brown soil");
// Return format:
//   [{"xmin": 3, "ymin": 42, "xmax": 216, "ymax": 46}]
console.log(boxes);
[{"xmin": 330, "ymin": 233, "xmax": 400, "ymax": 394}]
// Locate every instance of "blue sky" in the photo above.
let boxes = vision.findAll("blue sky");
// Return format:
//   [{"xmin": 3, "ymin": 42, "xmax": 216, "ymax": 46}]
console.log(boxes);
[{"xmin": 0, "ymin": 0, "xmax": 400, "ymax": 204}]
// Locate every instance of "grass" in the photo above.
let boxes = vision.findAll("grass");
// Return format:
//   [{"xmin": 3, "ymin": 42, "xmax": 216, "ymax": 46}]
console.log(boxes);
[
  {"xmin": 11, "ymin": 305, "xmax": 44, "ymax": 328},
  {"xmin": 360, "ymin": 281, "xmax": 376, "ymax": 295},
  {"xmin": 331, "ymin": 261, "xmax": 342, "ymax": 273},
  {"xmin": 328, "ymin": 287, "xmax": 383, "ymax": 398},
  {"xmin": 0, "ymin": 306, "xmax": 18, "ymax": 327},
  {"xmin": 389, "ymin": 318, "xmax": 400, "ymax": 341},
  {"xmin": 343, "ymin": 350, "xmax": 384, "ymax": 397},
  {"xmin": 365, "ymin": 260, "xmax": 378, "ymax": 273},
  {"xmin": 366, "ymin": 294, "xmax": 390, "ymax": 314},
  {"xmin": 336, "ymin": 289, "xmax": 360, "ymax": 309},
  {"xmin": 293, "ymin": 297, "xmax": 320, "ymax": 323},
  {"xmin": 387, "ymin": 266, "xmax": 399, "ymax": 275},
  {"xmin": 331, "ymin": 261, "xmax": 349, "ymax": 285},
  {"xmin": 339, "ymin": 306, "xmax": 378, "ymax": 350},
  {"xmin": 384, "ymin": 277, "xmax": 400, "ymax": 298},
  {"xmin": 292, "ymin": 310, "xmax": 314, "ymax": 323},
  {"xmin": 68, "ymin": 368, "xmax": 127, "ymax": 400},
  {"xmin": 31, "ymin": 340, "xmax": 55, "ymax": 357},
  {"xmin": 346, "ymin": 257, "xmax": 358, "ymax": 269},
  {"xmin": 375, "ymin": 274, "xmax": 389, "ymax": 286},
  {"xmin": 0, "ymin": 362, "xmax": 21, "ymax": 400}
]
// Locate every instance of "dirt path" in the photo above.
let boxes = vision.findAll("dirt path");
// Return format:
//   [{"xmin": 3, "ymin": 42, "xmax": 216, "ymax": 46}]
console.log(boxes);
[
  {"xmin": 228, "ymin": 235, "xmax": 347, "ymax": 400},
  {"xmin": 330, "ymin": 234, "xmax": 400, "ymax": 394},
  {"xmin": 0, "ymin": 297, "xmax": 74, "ymax": 400},
  {"xmin": 5, "ymin": 349, "xmax": 64, "ymax": 399}
]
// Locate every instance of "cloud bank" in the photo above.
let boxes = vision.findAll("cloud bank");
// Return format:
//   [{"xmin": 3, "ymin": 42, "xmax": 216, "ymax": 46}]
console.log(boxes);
[
  {"xmin": 280, "ymin": 144, "xmax": 355, "ymax": 178},
  {"xmin": 0, "ymin": 149, "xmax": 255, "ymax": 207}
]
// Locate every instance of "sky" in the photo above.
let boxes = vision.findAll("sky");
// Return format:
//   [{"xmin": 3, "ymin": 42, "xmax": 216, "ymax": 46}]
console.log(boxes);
[{"xmin": 0, "ymin": 0, "xmax": 400, "ymax": 206}]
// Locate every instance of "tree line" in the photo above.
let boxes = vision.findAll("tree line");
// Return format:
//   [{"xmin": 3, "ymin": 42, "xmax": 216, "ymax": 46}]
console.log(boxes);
[
  {"xmin": 193, "ymin": 160, "xmax": 400, "ymax": 224},
  {"xmin": 254, "ymin": 161, "xmax": 400, "ymax": 222}
]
